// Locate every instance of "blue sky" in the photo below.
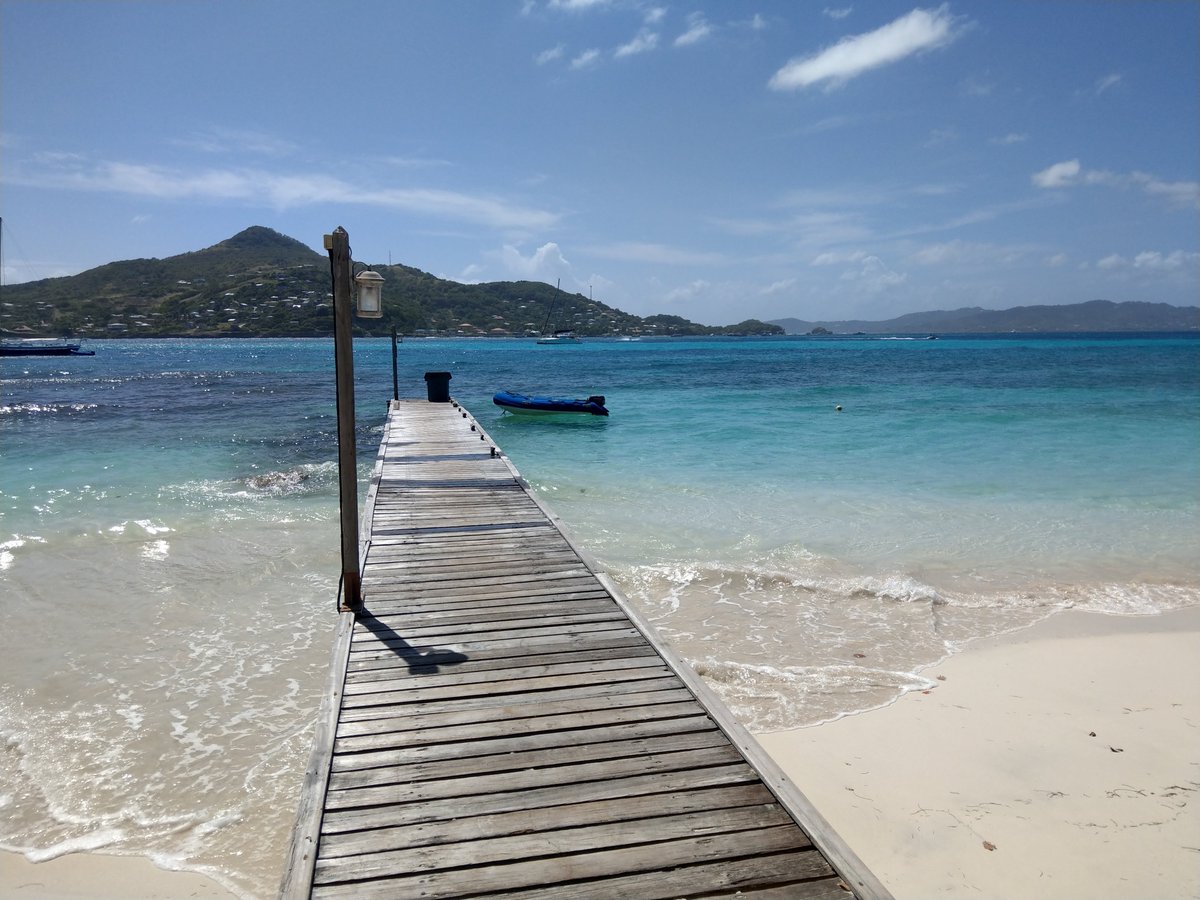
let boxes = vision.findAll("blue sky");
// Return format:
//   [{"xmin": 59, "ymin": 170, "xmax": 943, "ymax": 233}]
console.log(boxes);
[{"xmin": 2, "ymin": 1, "xmax": 1197, "ymax": 325}]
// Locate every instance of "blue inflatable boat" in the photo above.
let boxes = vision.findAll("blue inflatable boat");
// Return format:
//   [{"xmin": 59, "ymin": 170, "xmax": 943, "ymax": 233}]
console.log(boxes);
[{"xmin": 493, "ymin": 390, "xmax": 609, "ymax": 417}]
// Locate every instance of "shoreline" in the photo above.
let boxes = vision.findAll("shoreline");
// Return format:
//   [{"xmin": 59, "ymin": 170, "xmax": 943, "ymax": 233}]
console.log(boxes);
[
  {"xmin": 4, "ymin": 606, "xmax": 1198, "ymax": 899},
  {"xmin": 757, "ymin": 605, "xmax": 1200, "ymax": 900}
]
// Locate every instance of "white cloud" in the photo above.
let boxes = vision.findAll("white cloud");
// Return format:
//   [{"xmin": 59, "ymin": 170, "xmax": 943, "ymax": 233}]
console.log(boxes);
[
  {"xmin": 1132, "ymin": 250, "xmax": 1198, "ymax": 271},
  {"xmin": 924, "ymin": 126, "xmax": 959, "ymax": 147},
  {"xmin": 171, "ymin": 127, "xmax": 298, "ymax": 157},
  {"xmin": 1034, "ymin": 159, "xmax": 1200, "ymax": 208},
  {"xmin": 500, "ymin": 241, "xmax": 572, "ymax": 279},
  {"xmin": 845, "ymin": 255, "xmax": 907, "ymax": 291},
  {"xmin": 1099, "ymin": 250, "xmax": 1200, "ymax": 274},
  {"xmin": 959, "ymin": 74, "xmax": 992, "ymax": 96},
  {"xmin": 749, "ymin": 14, "xmax": 767, "ymax": 31},
  {"xmin": 1131, "ymin": 171, "xmax": 1200, "ymax": 209},
  {"xmin": 769, "ymin": 5, "xmax": 961, "ymax": 91},
  {"xmin": 990, "ymin": 132, "xmax": 1028, "ymax": 145},
  {"xmin": 675, "ymin": 13, "xmax": 713, "ymax": 47},
  {"xmin": 1045, "ymin": 253, "xmax": 1067, "ymax": 267},
  {"xmin": 455, "ymin": 262, "xmax": 486, "ymax": 283},
  {"xmin": 910, "ymin": 241, "xmax": 961, "ymax": 264},
  {"xmin": 10, "ymin": 157, "xmax": 559, "ymax": 230},
  {"xmin": 1094, "ymin": 72, "xmax": 1122, "ymax": 95},
  {"xmin": 664, "ymin": 279, "xmax": 711, "ymax": 304},
  {"xmin": 644, "ymin": 7, "xmax": 666, "ymax": 25},
  {"xmin": 586, "ymin": 241, "xmax": 725, "ymax": 265},
  {"xmin": 802, "ymin": 113, "xmax": 861, "ymax": 134},
  {"xmin": 1096, "ymin": 250, "xmax": 1200, "ymax": 272},
  {"xmin": 615, "ymin": 29, "xmax": 659, "ymax": 57},
  {"xmin": 1031, "ymin": 159, "xmax": 1081, "ymax": 188},
  {"xmin": 761, "ymin": 278, "xmax": 798, "ymax": 295},
  {"xmin": 535, "ymin": 44, "xmax": 565, "ymax": 65},
  {"xmin": 549, "ymin": 0, "xmax": 609, "ymax": 10},
  {"xmin": 909, "ymin": 239, "xmax": 1033, "ymax": 267},
  {"xmin": 824, "ymin": 7, "xmax": 853, "ymax": 20},
  {"xmin": 812, "ymin": 250, "xmax": 867, "ymax": 266},
  {"xmin": 570, "ymin": 48, "xmax": 602, "ymax": 69}
]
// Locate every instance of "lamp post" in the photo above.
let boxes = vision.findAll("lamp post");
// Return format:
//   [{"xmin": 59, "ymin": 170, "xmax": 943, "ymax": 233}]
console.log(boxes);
[{"xmin": 324, "ymin": 227, "xmax": 382, "ymax": 613}]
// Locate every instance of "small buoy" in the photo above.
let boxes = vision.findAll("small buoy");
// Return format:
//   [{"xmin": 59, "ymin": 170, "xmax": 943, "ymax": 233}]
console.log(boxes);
[{"xmin": 835, "ymin": 405, "xmax": 843, "ymax": 412}]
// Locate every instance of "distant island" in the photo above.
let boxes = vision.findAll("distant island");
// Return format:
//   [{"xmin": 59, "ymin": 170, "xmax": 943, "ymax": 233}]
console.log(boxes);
[
  {"xmin": 0, "ymin": 227, "xmax": 780, "ymax": 339},
  {"xmin": 769, "ymin": 300, "xmax": 1198, "ymax": 335},
  {"xmin": 2, "ymin": 226, "xmax": 1194, "ymax": 339}
]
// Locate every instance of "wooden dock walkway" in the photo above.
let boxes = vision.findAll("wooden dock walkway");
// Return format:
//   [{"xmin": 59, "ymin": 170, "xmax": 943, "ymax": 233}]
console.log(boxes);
[{"xmin": 282, "ymin": 399, "xmax": 890, "ymax": 900}]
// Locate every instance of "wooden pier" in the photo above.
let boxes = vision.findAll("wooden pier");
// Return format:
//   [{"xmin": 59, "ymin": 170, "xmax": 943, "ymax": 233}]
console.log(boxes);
[{"xmin": 282, "ymin": 399, "xmax": 890, "ymax": 899}]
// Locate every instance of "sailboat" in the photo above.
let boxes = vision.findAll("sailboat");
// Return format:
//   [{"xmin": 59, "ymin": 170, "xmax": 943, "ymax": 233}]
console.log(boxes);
[{"xmin": 536, "ymin": 279, "xmax": 580, "ymax": 344}]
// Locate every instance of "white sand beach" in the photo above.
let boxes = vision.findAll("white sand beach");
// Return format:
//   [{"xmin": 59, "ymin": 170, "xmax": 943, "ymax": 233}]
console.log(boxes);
[
  {"xmin": 4, "ymin": 606, "xmax": 1197, "ymax": 900},
  {"xmin": 0, "ymin": 850, "xmax": 237, "ymax": 899},
  {"xmin": 758, "ymin": 605, "xmax": 1200, "ymax": 900}
]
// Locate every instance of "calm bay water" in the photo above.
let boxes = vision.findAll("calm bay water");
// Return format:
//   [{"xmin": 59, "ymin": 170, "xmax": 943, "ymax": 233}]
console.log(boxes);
[{"xmin": 2, "ymin": 334, "xmax": 1198, "ymax": 897}]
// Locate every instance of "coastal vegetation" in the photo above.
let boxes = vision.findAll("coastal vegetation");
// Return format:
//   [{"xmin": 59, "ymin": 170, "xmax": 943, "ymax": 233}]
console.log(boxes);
[{"xmin": 0, "ymin": 226, "xmax": 782, "ymax": 339}]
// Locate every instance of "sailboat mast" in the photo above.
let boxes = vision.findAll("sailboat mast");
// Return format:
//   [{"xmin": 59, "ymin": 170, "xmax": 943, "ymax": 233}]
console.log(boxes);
[{"xmin": 540, "ymin": 278, "xmax": 560, "ymax": 336}]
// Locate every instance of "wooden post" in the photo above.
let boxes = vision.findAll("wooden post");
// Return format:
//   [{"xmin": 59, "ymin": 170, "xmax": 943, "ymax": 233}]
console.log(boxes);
[
  {"xmin": 327, "ymin": 227, "xmax": 362, "ymax": 613},
  {"xmin": 391, "ymin": 325, "xmax": 399, "ymax": 401}
]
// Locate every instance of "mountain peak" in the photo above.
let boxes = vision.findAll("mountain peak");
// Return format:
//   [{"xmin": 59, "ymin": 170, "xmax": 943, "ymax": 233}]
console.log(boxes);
[{"xmin": 216, "ymin": 226, "xmax": 316, "ymax": 255}]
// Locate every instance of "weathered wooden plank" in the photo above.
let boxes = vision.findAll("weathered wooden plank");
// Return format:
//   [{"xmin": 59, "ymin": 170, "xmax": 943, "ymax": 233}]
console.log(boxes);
[
  {"xmin": 342, "ymin": 650, "xmax": 665, "ymax": 694},
  {"xmin": 347, "ymin": 598, "xmax": 619, "ymax": 639},
  {"xmin": 330, "ymin": 707, "xmax": 714, "ymax": 775},
  {"xmin": 340, "ymin": 658, "xmax": 674, "ymax": 704},
  {"xmin": 365, "ymin": 548, "xmax": 579, "ymax": 572},
  {"xmin": 343, "ymin": 632, "xmax": 649, "ymax": 675},
  {"xmin": 315, "ymin": 804, "xmax": 797, "ymax": 884},
  {"xmin": 343, "ymin": 625, "xmax": 646, "ymax": 664},
  {"xmin": 311, "ymin": 825, "xmax": 818, "ymax": 898},
  {"xmin": 325, "ymin": 733, "xmax": 736, "ymax": 800},
  {"xmin": 358, "ymin": 583, "xmax": 610, "ymax": 610},
  {"xmin": 318, "ymin": 783, "xmax": 781, "ymax": 860},
  {"xmin": 333, "ymin": 698, "xmax": 703, "ymax": 763},
  {"xmin": 359, "ymin": 561, "xmax": 595, "ymax": 589},
  {"xmin": 477, "ymin": 851, "xmax": 843, "ymax": 900},
  {"xmin": 350, "ymin": 609, "xmax": 627, "ymax": 642},
  {"xmin": 358, "ymin": 572, "xmax": 602, "ymax": 601},
  {"xmin": 337, "ymin": 676, "xmax": 687, "ymax": 725},
  {"xmin": 336, "ymin": 685, "xmax": 694, "ymax": 743},
  {"xmin": 320, "ymin": 758, "xmax": 760, "ymax": 835},
  {"xmin": 343, "ymin": 637, "xmax": 655, "ymax": 682},
  {"xmin": 347, "ymin": 618, "xmax": 637, "ymax": 654}
]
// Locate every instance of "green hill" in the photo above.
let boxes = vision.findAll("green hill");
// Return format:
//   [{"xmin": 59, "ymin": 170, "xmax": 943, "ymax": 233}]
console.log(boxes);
[{"xmin": 0, "ymin": 226, "xmax": 781, "ymax": 339}]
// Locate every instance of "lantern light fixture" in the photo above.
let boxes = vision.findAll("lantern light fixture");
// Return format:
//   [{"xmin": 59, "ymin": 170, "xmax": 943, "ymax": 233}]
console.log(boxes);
[{"xmin": 354, "ymin": 268, "xmax": 384, "ymax": 318}]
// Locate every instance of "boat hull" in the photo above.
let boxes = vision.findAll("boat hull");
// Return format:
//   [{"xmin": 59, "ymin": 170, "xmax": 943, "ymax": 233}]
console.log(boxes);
[
  {"xmin": 493, "ymin": 390, "xmax": 608, "ymax": 416},
  {"xmin": 0, "ymin": 342, "xmax": 95, "ymax": 356}
]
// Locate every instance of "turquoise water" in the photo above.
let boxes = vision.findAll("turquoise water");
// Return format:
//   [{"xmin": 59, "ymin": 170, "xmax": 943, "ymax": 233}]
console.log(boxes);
[{"xmin": 2, "ymin": 334, "xmax": 1198, "ymax": 896}]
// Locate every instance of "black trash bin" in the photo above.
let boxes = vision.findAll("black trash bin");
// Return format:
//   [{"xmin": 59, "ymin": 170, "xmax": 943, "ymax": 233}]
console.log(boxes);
[{"xmin": 424, "ymin": 371, "xmax": 452, "ymax": 403}]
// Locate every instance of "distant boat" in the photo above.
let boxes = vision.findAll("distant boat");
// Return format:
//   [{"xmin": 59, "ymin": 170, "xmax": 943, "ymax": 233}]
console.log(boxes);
[
  {"xmin": 536, "ymin": 279, "xmax": 580, "ymax": 344},
  {"xmin": 536, "ymin": 331, "xmax": 581, "ymax": 345},
  {"xmin": 493, "ymin": 390, "xmax": 608, "ymax": 417},
  {"xmin": 0, "ymin": 338, "xmax": 95, "ymax": 357}
]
